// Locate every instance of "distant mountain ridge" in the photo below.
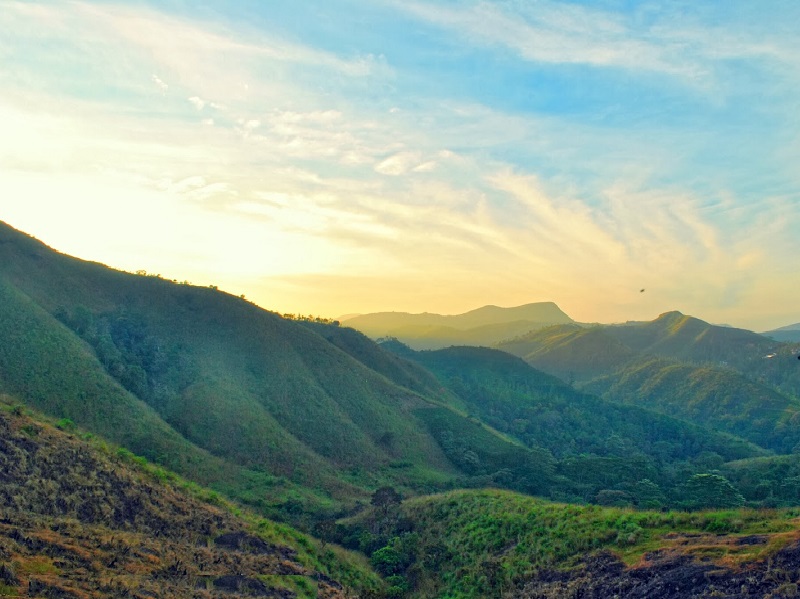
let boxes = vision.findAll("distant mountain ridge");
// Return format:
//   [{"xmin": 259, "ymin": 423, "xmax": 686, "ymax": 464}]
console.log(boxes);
[
  {"xmin": 498, "ymin": 310, "xmax": 800, "ymax": 454},
  {"xmin": 342, "ymin": 302, "xmax": 574, "ymax": 349},
  {"xmin": 763, "ymin": 322, "xmax": 800, "ymax": 342}
]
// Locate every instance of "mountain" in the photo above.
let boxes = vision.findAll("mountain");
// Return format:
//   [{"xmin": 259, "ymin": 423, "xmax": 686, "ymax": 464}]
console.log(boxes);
[
  {"xmin": 600, "ymin": 311, "xmax": 800, "ymax": 399},
  {"xmin": 6, "ymin": 221, "xmax": 800, "ymax": 597},
  {"xmin": 603, "ymin": 311, "xmax": 777, "ymax": 366},
  {"xmin": 0, "ymin": 220, "xmax": 567, "ymax": 520},
  {"xmin": 582, "ymin": 356, "xmax": 800, "ymax": 454},
  {"xmin": 499, "ymin": 311, "xmax": 793, "ymax": 383},
  {"xmin": 0, "ymin": 223, "xmax": 446, "ymax": 508},
  {"xmin": 0, "ymin": 399, "xmax": 379, "ymax": 597},
  {"xmin": 499, "ymin": 311, "xmax": 800, "ymax": 442},
  {"xmin": 763, "ymin": 322, "xmax": 800, "ymax": 342},
  {"xmin": 497, "ymin": 324, "xmax": 636, "ymax": 382},
  {"xmin": 381, "ymin": 342, "xmax": 767, "ymax": 502},
  {"xmin": 341, "ymin": 302, "xmax": 574, "ymax": 349}
]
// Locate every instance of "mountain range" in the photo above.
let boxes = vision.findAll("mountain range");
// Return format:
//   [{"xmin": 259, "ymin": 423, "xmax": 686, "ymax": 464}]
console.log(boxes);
[
  {"xmin": 3, "ymin": 218, "xmax": 800, "ymax": 597},
  {"xmin": 340, "ymin": 303, "xmax": 574, "ymax": 349}
]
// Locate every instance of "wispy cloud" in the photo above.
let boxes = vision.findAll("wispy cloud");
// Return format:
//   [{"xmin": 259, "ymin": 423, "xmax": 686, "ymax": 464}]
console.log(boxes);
[
  {"xmin": 1, "ymin": 0, "xmax": 797, "ymax": 329},
  {"xmin": 390, "ymin": 0, "xmax": 800, "ymax": 98}
]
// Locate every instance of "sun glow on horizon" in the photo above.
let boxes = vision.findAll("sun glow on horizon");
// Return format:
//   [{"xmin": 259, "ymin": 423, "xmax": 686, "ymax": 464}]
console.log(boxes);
[{"xmin": 1, "ymin": 0, "xmax": 798, "ymax": 332}]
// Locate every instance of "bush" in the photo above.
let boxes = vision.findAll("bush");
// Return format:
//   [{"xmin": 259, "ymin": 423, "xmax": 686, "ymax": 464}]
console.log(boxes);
[{"xmin": 370, "ymin": 546, "xmax": 404, "ymax": 576}]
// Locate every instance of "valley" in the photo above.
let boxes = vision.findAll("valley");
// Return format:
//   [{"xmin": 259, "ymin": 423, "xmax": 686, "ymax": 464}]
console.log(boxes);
[{"xmin": 1, "ymin": 220, "xmax": 800, "ymax": 597}]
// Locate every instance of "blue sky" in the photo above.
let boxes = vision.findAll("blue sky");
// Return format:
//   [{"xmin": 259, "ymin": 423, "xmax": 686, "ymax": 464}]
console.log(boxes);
[{"xmin": 1, "ymin": 0, "xmax": 798, "ymax": 329}]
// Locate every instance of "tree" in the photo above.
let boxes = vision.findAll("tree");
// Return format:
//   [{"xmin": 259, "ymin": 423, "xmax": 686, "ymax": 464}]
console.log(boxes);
[
  {"xmin": 631, "ymin": 478, "xmax": 666, "ymax": 509},
  {"xmin": 312, "ymin": 519, "xmax": 338, "ymax": 548},
  {"xmin": 371, "ymin": 486, "xmax": 402, "ymax": 516},
  {"xmin": 595, "ymin": 489, "xmax": 632, "ymax": 507},
  {"xmin": 370, "ymin": 545, "xmax": 403, "ymax": 576},
  {"xmin": 682, "ymin": 473, "xmax": 744, "ymax": 509}
]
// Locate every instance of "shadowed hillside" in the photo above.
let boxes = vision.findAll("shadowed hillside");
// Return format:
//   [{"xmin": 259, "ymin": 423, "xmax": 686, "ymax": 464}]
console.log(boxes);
[{"xmin": 381, "ymin": 342, "xmax": 768, "ymax": 505}]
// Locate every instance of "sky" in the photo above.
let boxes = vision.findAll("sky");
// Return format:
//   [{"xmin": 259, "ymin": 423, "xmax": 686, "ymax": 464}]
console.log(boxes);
[{"xmin": 1, "ymin": 0, "xmax": 798, "ymax": 331}]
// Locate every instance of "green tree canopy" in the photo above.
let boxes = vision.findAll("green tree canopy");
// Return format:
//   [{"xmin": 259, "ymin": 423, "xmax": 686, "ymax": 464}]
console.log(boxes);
[{"xmin": 682, "ymin": 473, "xmax": 745, "ymax": 509}]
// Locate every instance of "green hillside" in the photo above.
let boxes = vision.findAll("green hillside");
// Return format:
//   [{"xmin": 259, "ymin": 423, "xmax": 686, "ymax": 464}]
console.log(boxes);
[
  {"xmin": 500, "ymin": 312, "xmax": 799, "ymax": 396},
  {"xmin": 0, "ymin": 221, "xmax": 568, "ymax": 521},
  {"xmin": 384, "ymin": 343, "xmax": 767, "ymax": 504},
  {"xmin": 497, "ymin": 324, "xmax": 636, "ymax": 382},
  {"xmin": 0, "ymin": 223, "xmax": 455, "ymax": 511},
  {"xmin": 337, "ymin": 488, "xmax": 800, "ymax": 599},
  {"xmin": 583, "ymin": 356, "xmax": 800, "ymax": 454},
  {"xmin": 5, "ymin": 221, "xmax": 800, "ymax": 597},
  {"xmin": 497, "ymin": 312, "xmax": 800, "ymax": 459},
  {"xmin": 605, "ymin": 311, "xmax": 775, "ymax": 365},
  {"xmin": 723, "ymin": 453, "xmax": 800, "ymax": 506},
  {"xmin": 603, "ymin": 312, "xmax": 800, "ymax": 397}
]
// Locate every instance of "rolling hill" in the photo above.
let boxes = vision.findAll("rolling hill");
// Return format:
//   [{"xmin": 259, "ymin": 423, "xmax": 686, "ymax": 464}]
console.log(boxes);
[
  {"xmin": 3, "ymin": 218, "xmax": 800, "ymax": 519},
  {"xmin": 582, "ymin": 356, "xmax": 800, "ymax": 454},
  {"xmin": 497, "ymin": 324, "xmax": 636, "ymax": 382},
  {"xmin": 6, "ymin": 221, "xmax": 800, "ymax": 597},
  {"xmin": 381, "ymin": 342, "xmax": 767, "ymax": 503},
  {"xmin": 497, "ymin": 311, "xmax": 800, "ymax": 454}
]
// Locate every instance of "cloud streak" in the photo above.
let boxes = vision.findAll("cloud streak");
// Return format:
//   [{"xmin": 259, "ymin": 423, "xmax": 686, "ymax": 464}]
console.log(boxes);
[{"xmin": 0, "ymin": 0, "xmax": 797, "ymax": 330}]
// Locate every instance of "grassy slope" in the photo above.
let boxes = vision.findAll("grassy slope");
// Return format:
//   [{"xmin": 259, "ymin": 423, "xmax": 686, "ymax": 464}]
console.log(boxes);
[
  {"xmin": 604, "ymin": 312, "xmax": 800, "ymax": 398},
  {"xmin": 497, "ymin": 314, "xmax": 800, "ymax": 456},
  {"xmin": 347, "ymin": 488, "xmax": 800, "ymax": 599},
  {"xmin": 0, "ymin": 268, "xmax": 359, "ymax": 514},
  {"xmin": 0, "ymin": 221, "xmax": 557, "ymax": 515},
  {"xmin": 407, "ymin": 345, "xmax": 762, "ymax": 461},
  {"xmin": 0, "ymin": 276, "xmax": 229, "ymax": 480},
  {"xmin": 0, "ymin": 397, "xmax": 381, "ymax": 598},
  {"xmin": 605, "ymin": 311, "xmax": 774, "ymax": 362},
  {"xmin": 384, "ymin": 344, "xmax": 771, "ymax": 505}
]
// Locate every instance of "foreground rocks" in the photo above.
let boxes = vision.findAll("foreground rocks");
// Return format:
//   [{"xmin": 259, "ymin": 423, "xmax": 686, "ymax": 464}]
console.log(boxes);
[{"xmin": 515, "ymin": 539, "xmax": 800, "ymax": 599}]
